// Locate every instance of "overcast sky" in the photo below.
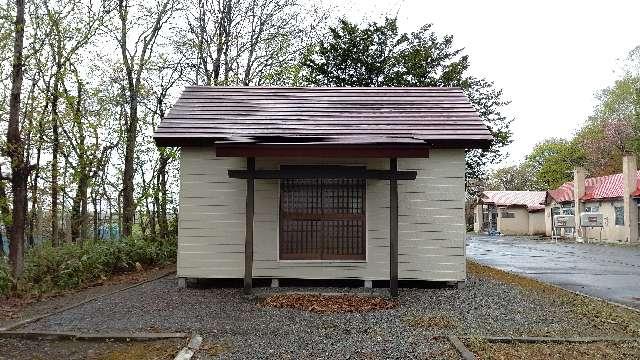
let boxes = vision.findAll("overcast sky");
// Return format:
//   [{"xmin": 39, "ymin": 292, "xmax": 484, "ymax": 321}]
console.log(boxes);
[{"xmin": 333, "ymin": 0, "xmax": 640, "ymax": 165}]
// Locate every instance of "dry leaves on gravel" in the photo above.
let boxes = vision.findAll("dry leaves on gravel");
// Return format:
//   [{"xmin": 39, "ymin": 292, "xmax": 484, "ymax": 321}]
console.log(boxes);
[{"xmin": 262, "ymin": 293, "xmax": 398, "ymax": 313}]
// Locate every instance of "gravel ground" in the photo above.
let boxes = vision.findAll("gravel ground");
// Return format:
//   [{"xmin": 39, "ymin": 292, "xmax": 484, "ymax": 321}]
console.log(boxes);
[
  {"xmin": 15, "ymin": 273, "xmax": 606, "ymax": 359},
  {"xmin": 0, "ymin": 265, "xmax": 175, "ymax": 329}
]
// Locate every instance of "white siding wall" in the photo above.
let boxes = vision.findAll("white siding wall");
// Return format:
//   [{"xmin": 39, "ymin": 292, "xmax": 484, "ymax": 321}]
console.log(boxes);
[
  {"xmin": 583, "ymin": 201, "xmax": 627, "ymax": 242},
  {"xmin": 497, "ymin": 207, "xmax": 530, "ymax": 235},
  {"xmin": 177, "ymin": 147, "xmax": 466, "ymax": 281},
  {"xmin": 528, "ymin": 211, "xmax": 546, "ymax": 235}
]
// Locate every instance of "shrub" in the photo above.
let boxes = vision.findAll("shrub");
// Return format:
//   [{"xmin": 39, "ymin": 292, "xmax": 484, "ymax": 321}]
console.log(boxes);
[
  {"xmin": 19, "ymin": 236, "xmax": 176, "ymax": 295},
  {"xmin": 0, "ymin": 256, "xmax": 11, "ymax": 297}
]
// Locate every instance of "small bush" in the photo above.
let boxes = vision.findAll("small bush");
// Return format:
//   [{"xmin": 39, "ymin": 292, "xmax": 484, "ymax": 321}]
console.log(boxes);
[
  {"xmin": 19, "ymin": 236, "xmax": 176, "ymax": 295},
  {"xmin": 0, "ymin": 256, "xmax": 12, "ymax": 297}
]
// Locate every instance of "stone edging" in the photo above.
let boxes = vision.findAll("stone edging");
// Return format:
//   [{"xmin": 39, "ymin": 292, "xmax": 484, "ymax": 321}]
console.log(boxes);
[
  {"xmin": 459, "ymin": 335, "xmax": 640, "ymax": 343},
  {"xmin": 443, "ymin": 334, "xmax": 640, "ymax": 359},
  {"xmin": 446, "ymin": 335, "xmax": 475, "ymax": 360},
  {"xmin": 0, "ymin": 330, "xmax": 188, "ymax": 341},
  {"xmin": 174, "ymin": 334, "xmax": 203, "ymax": 360}
]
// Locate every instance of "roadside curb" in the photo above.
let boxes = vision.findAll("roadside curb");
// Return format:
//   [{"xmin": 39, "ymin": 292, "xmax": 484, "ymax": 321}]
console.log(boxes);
[
  {"xmin": 0, "ymin": 330, "xmax": 188, "ymax": 341},
  {"xmin": 0, "ymin": 268, "xmax": 176, "ymax": 331}
]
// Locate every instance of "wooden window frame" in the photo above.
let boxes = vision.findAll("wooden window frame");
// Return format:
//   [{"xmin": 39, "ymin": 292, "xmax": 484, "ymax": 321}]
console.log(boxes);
[{"xmin": 277, "ymin": 167, "xmax": 367, "ymax": 262}]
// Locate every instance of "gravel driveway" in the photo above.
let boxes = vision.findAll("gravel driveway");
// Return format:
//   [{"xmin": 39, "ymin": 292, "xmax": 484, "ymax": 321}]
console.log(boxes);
[{"xmin": 16, "ymin": 272, "xmax": 610, "ymax": 359}]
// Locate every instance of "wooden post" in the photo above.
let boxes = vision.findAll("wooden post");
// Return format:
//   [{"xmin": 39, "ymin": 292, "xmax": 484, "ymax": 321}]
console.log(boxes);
[
  {"xmin": 244, "ymin": 157, "xmax": 255, "ymax": 294},
  {"xmin": 389, "ymin": 158, "xmax": 399, "ymax": 297}
]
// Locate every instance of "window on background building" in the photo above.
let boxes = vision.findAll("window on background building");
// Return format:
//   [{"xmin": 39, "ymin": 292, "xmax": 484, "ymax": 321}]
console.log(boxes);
[
  {"xmin": 279, "ymin": 171, "xmax": 366, "ymax": 261},
  {"xmin": 614, "ymin": 206, "xmax": 624, "ymax": 225},
  {"xmin": 500, "ymin": 212, "xmax": 515, "ymax": 219},
  {"xmin": 585, "ymin": 205, "xmax": 599, "ymax": 213},
  {"xmin": 561, "ymin": 204, "xmax": 575, "ymax": 215}
]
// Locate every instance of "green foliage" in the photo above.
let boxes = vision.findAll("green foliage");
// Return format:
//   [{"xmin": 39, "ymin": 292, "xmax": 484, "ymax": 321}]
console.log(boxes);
[
  {"xmin": 0, "ymin": 256, "xmax": 12, "ymax": 296},
  {"xmin": 301, "ymin": 17, "xmax": 512, "ymax": 183},
  {"xmin": 16, "ymin": 237, "xmax": 176, "ymax": 295},
  {"xmin": 564, "ymin": 75, "xmax": 640, "ymax": 177},
  {"xmin": 486, "ymin": 162, "xmax": 544, "ymax": 191},
  {"xmin": 524, "ymin": 138, "xmax": 584, "ymax": 189}
]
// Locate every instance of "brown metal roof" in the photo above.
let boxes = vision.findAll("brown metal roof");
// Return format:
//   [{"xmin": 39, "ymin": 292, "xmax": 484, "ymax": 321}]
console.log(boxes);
[{"xmin": 153, "ymin": 86, "xmax": 493, "ymax": 148}]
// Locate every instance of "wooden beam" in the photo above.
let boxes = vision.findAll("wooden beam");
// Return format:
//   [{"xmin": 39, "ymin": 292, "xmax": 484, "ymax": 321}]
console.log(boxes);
[
  {"xmin": 228, "ymin": 166, "xmax": 417, "ymax": 180},
  {"xmin": 244, "ymin": 157, "xmax": 255, "ymax": 295},
  {"xmin": 215, "ymin": 144, "xmax": 429, "ymax": 158},
  {"xmin": 389, "ymin": 158, "xmax": 399, "ymax": 297}
]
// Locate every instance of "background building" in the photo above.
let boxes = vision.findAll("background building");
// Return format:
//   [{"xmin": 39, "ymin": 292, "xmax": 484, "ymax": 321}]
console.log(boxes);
[
  {"xmin": 545, "ymin": 156, "xmax": 640, "ymax": 243},
  {"xmin": 473, "ymin": 191, "xmax": 546, "ymax": 235}
]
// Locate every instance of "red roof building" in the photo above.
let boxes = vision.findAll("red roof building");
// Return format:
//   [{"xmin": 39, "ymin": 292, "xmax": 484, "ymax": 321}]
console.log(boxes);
[
  {"xmin": 547, "ymin": 170, "xmax": 640, "ymax": 204},
  {"xmin": 480, "ymin": 191, "xmax": 546, "ymax": 212}
]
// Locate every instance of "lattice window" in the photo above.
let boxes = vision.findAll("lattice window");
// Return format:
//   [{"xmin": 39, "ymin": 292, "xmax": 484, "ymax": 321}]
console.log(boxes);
[{"xmin": 279, "ymin": 172, "xmax": 366, "ymax": 261}]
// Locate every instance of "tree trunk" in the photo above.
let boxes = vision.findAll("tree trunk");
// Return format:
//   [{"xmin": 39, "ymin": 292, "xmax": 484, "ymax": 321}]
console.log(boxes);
[
  {"xmin": 0, "ymin": 179, "xmax": 11, "ymax": 256},
  {"xmin": 156, "ymin": 153, "xmax": 169, "ymax": 241},
  {"xmin": 29, "ymin": 138, "xmax": 42, "ymax": 247},
  {"xmin": 6, "ymin": 0, "xmax": 27, "ymax": 277},
  {"xmin": 70, "ymin": 173, "xmax": 89, "ymax": 243},
  {"xmin": 117, "ymin": 189, "xmax": 123, "ymax": 238},
  {"xmin": 61, "ymin": 160, "xmax": 68, "ymax": 243},
  {"xmin": 50, "ymin": 74, "xmax": 61, "ymax": 246},
  {"xmin": 118, "ymin": 0, "xmax": 172, "ymax": 238},
  {"xmin": 92, "ymin": 191, "xmax": 99, "ymax": 241},
  {"xmin": 146, "ymin": 195, "xmax": 156, "ymax": 240},
  {"xmin": 108, "ymin": 191, "xmax": 114, "ymax": 240},
  {"xmin": 121, "ymin": 99, "xmax": 137, "ymax": 238}
]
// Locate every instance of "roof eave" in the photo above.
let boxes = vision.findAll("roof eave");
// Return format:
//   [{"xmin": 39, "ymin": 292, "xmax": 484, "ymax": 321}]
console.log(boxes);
[{"xmin": 153, "ymin": 135, "xmax": 493, "ymax": 150}]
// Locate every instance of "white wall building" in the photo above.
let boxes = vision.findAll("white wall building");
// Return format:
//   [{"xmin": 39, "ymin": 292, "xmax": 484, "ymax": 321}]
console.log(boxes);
[
  {"xmin": 545, "ymin": 156, "xmax": 640, "ymax": 243},
  {"xmin": 473, "ymin": 191, "xmax": 547, "ymax": 236}
]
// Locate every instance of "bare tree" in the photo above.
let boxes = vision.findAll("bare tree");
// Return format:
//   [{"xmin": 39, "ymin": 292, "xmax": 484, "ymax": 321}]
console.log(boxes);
[
  {"xmin": 179, "ymin": 0, "xmax": 325, "ymax": 86},
  {"xmin": 42, "ymin": 0, "xmax": 105, "ymax": 245},
  {"xmin": 115, "ymin": 0, "xmax": 176, "ymax": 237},
  {"xmin": 5, "ymin": 0, "xmax": 28, "ymax": 277}
]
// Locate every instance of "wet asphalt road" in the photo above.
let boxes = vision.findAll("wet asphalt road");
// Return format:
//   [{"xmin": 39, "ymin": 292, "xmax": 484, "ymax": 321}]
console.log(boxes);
[{"xmin": 466, "ymin": 235, "xmax": 640, "ymax": 309}]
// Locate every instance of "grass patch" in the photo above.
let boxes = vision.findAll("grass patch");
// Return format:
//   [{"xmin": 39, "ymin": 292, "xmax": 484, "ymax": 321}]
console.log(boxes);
[
  {"xmin": 97, "ymin": 339, "xmax": 184, "ymax": 360},
  {"xmin": 0, "ymin": 236, "xmax": 176, "ymax": 298},
  {"xmin": 404, "ymin": 314, "xmax": 458, "ymax": 329},
  {"xmin": 464, "ymin": 339, "xmax": 640, "ymax": 360},
  {"xmin": 201, "ymin": 339, "xmax": 231, "ymax": 356},
  {"xmin": 0, "ymin": 257, "xmax": 12, "ymax": 296},
  {"xmin": 467, "ymin": 261, "xmax": 640, "ymax": 337}
]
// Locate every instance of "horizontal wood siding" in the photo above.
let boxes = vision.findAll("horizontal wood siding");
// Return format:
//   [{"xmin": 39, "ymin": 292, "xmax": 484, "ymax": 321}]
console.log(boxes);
[
  {"xmin": 398, "ymin": 153, "xmax": 466, "ymax": 280},
  {"xmin": 178, "ymin": 148, "xmax": 245, "ymax": 278},
  {"xmin": 178, "ymin": 147, "xmax": 465, "ymax": 281}
]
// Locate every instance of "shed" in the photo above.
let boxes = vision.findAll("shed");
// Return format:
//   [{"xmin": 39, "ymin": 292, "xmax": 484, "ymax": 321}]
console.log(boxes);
[{"xmin": 153, "ymin": 86, "xmax": 492, "ymax": 295}]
